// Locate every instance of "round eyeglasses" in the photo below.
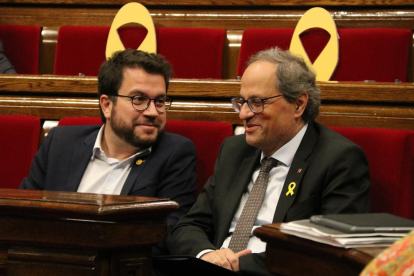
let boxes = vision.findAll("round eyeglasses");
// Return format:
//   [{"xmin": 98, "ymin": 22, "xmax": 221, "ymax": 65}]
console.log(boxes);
[
  {"xmin": 231, "ymin": 95, "xmax": 282, "ymax": 114},
  {"xmin": 112, "ymin": 94, "xmax": 172, "ymax": 113}
]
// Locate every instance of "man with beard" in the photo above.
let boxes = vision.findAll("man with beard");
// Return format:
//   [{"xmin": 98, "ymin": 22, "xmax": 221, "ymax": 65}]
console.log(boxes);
[{"xmin": 20, "ymin": 50, "xmax": 197, "ymax": 255}]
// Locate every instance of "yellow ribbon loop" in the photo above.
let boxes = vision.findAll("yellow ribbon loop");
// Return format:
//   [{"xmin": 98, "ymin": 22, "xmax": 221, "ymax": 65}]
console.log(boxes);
[
  {"xmin": 286, "ymin": 182, "xmax": 296, "ymax": 196},
  {"xmin": 106, "ymin": 2, "xmax": 157, "ymax": 60}
]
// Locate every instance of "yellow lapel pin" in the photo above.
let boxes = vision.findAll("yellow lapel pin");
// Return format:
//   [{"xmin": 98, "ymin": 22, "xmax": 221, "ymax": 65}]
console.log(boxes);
[
  {"xmin": 136, "ymin": 159, "xmax": 145, "ymax": 165},
  {"xmin": 286, "ymin": 182, "xmax": 296, "ymax": 196}
]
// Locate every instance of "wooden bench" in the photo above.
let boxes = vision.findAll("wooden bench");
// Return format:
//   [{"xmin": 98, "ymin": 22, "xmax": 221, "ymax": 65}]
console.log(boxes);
[{"xmin": 0, "ymin": 75, "xmax": 413, "ymax": 132}]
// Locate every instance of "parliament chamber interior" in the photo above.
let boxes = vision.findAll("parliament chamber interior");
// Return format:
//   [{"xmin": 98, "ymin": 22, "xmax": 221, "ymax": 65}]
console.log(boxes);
[{"xmin": 0, "ymin": 0, "xmax": 413, "ymax": 275}]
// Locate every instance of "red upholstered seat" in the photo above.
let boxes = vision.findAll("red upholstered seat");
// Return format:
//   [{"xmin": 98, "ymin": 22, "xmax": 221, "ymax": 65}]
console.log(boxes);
[
  {"xmin": 54, "ymin": 26, "xmax": 109, "ymax": 76},
  {"xmin": 156, "ymin": 28, "xmax": 226, "ymax": 79},
  {"xmin": 0, "ymin": 115, "xmax": 41, "ymax": 189},
  {"xmin": 165, "ymin": 120, "xmax": 233, "ymax": 195},
  {"xmin": 54, "ymin": 26, "xmax": 226, "ymax": 79},
  {"xmin": 237, "ymin": 28, "xmax": 412, "ymax": 82},
  {"xmin": 330, "ymin": 127, "xmax": 414, "ymax": 219},
  {"xmin": 0, "ymin": 25, "xmax": 41, "ymax": 74},
  {"xmin": 237, "ymin": 28, "xmax": 294, "ymax": 77},
  {"xmin": 58, "ymin": 118, "xmax": 234, "ymax": 195}
]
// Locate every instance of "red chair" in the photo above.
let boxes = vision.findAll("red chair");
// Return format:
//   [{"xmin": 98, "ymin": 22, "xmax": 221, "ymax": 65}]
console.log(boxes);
[
  {"xmin": 165, "ymin": 120, "xmax": 233, "ymax": 195},
  {"xmin": 0, "ymin": 115, "xmax": 41, "ymax": 189},
  {"xmin": 237, "ymin": 28, "xmax": 412, "ymax": 82},
  {"xmin": 330, "ymin": 127, "xmax": 414, "ymax": 219},
  {"xmin": 0, "ymin": 25, "xmax": 41, "ymax": 74},
  {"xmin": 54, "ymin": 26, "xmax": 226, "ymax": 79},
  {"xmin": 58, "ymin": 117, "xmax": 234, "ymax": 195}
]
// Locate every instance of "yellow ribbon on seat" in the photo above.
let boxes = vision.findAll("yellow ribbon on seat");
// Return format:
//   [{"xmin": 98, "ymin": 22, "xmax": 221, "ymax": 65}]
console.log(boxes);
[
  {"xmin": 106, "ymin": 2, "xmax": 156, "ymax": 60},
  {"xmin": 289, "ymin": 7, "xmax": 339, "ymax": 81}
]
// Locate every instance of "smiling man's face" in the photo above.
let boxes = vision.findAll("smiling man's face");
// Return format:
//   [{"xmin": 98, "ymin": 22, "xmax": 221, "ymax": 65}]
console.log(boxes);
[
  {"xmin": 107, "ymin": 67, "xmax": 167, "ymax": 149},
  {"xmin": 239, "ymin": 60, "xmax": 300, "ymax": 156}
]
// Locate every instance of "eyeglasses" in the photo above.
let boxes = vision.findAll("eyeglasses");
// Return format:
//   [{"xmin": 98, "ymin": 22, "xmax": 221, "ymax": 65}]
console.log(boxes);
[
  {"xmin": 231, "ymin": 95, "xmax": 282, "ymax": 114},
  {"xmin": 112, "ymin": 94, "xmax": 172, "ymax": 113}
]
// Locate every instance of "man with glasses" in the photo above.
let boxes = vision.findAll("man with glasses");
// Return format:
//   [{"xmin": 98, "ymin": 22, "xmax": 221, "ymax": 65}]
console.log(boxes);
[
  {"xmin": 167, "ymin": 47, "xmax": 370, "ymax": 275},
  {"xmin": 21, "ymin": 50, "xmax": 197, "ymax": 255}
]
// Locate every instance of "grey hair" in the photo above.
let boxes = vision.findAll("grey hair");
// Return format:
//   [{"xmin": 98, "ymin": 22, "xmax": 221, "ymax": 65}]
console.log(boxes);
[{"xmin": 247, "ymin": 47, "xmax": 321, "ymax": 122}]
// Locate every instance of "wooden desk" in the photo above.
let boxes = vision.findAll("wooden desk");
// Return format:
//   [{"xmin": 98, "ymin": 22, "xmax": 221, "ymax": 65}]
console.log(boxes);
[
  {"xmin": 254, "ymin": 223, "xmax": 385, "ymax": 276},
  {"xmin": 0, "ymin": 188, "xmax": 178, "ymax": 276}
]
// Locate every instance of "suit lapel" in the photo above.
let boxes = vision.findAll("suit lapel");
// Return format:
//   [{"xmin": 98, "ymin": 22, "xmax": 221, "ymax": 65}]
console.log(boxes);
[
  {"xmin": 120, "ymin": 150, "xmax": 151, "ymax": 195},
  {"xmin": 65, "ymin": 130, "xmax": 98, "ymax": 192},
  {"xmin": 216, "ymin": 149, "xmax": 261, "ymax": 246},
  {"xmin": 273, "ymin": 122, "xmax": 319, "ymax": 222}
]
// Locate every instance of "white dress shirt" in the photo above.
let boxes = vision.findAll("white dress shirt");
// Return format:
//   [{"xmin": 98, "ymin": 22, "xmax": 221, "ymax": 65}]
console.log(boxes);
[{"xmin": 77, "ymin": 126, "xmax": 151, "ymax": 195}]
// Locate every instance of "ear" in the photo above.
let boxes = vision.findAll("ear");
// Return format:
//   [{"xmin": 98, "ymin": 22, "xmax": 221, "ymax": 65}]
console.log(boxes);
[
  {"xmin": 100, "ymin": 94, "xmax": 113, "ymax": 121},
  {"xmin": 294, "ymin": 92, "xmax": 308, "ymax": 118}
]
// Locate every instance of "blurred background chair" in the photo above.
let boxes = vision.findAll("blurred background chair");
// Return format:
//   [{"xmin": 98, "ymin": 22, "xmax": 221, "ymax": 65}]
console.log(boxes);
[
  {"xmin": 0, "ymin": 25, "xmax": 41, "ymax": 74},
  {"xmin": 330, "ymin": 127, "xmax": 414, "ymax": 219},
  {"xmin": 54, "ymin": 26, "xmax": 226, "ymax": 79},
  {"xmin": 0, "ymin": 115, "xmax": 41, "ymax": 189},
  {"xmin": 237, "ymin": 28, "xmax": 412, "ymax": 82}
]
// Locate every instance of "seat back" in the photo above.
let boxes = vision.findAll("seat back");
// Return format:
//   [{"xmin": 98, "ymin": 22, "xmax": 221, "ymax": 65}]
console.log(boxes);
[
  {"xmin": 54, "ymin": 26, "xmax": 109, "ymax": 76},
  {"xmin": 58, "ymin": 118, "xmax": 234, "ymax": 195},
  {"xmin": 166, "ymin": 120, "xmax": 233, "ymax": 195},
  {"xmin": 237, "ymin": 28, "xmax": 412, "ymax": 82},
  {"xmin": 330, "ymin": 127, "xmax": 414, "ymax": 219},
  {"xmin": 0, "ymin": 115, "xmax": 41, "ymax": 189},
  {"xmin": 0, "ymin": 25, "xmax": 41, "ymax": 74},
  {"xmin": 54, "ymin": 26, "xmax": 226, "ymax": 79}
]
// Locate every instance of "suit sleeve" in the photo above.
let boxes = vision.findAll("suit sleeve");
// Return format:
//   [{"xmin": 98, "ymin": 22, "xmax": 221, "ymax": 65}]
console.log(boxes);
[
  {"xmin": 320, "ymin": 141, "xmax": 371, "ymax": 215},
  {"xmin": 167, "ymin": 138, "xmax": 230, "ymax": 256},
  {"xmin": 19, "ymin": 127, "xmax": 55, "ymax": 190},
  {"xmin": 155, "ymin": 137, "xmax": 198, "ymax": 227}
]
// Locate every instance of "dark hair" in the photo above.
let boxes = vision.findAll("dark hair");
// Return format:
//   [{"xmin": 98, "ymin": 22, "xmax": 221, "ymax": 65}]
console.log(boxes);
[
  {"xmin": 97, "ymin": 49, "xmax": 173, "ymax": 123},
  {"xmin": 247, "ymin": 47, "xmax": 321, "ymax": 123}
]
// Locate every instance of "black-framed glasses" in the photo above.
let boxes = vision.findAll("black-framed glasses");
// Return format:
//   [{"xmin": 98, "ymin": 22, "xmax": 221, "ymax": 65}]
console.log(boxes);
[
  {"xmin": 112, "ymin": 94, "xmax": 172, "ymax": 113},
  {"xmin": 231, "ymin": 95, "xmax": 282, "ymax": 114}
]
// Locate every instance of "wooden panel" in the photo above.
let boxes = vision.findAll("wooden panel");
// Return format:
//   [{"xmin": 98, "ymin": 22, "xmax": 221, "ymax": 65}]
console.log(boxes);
[
  {"xmin": 3, "ymin": 76, "xmax": 413, "ymax": 103},
  {"xmin": 0, "ymin": 189, "xmax": 177, "ymax": 276},
  {"xmin": 1, "ymin": 7, "xmax": 413, "ymax": 29},
  {"xmin": 0, "ymin": 0, "xmax": 412, "ymax": 6},
  {"xmin": 0, "ymin": 76, "xmax": 413, "ymax": 130}
]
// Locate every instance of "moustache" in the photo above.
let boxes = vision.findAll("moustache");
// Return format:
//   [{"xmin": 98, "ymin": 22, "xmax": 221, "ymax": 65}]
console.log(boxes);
[{"xmin": 133, "ymin": 119, "xmax": 161, "ymax": 128}]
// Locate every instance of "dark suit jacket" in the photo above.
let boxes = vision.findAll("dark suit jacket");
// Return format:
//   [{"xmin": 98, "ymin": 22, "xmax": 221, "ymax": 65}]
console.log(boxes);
[
  {"xmin": 167, "ymin": 122, "xmax": 370, "ymax": 276},
  {"xmin": 20, "ymin": 125, "xmax": 197, "ymax": 228}
]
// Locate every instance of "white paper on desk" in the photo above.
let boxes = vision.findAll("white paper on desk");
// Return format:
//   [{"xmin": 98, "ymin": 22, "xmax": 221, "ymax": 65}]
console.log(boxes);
[
  {"xmin": 280, "ymin": 219, "xmax": 403, "ymax": 248},
  {"xmin": 281, "ymin": 220, "xmax": 406, "ymax": 237}
]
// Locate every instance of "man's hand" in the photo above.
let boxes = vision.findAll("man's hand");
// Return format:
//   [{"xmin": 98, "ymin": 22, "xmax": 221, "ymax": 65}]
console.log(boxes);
[{"xmin": 200, "ymin": 248, "xmax": 252, "ymax": 271}]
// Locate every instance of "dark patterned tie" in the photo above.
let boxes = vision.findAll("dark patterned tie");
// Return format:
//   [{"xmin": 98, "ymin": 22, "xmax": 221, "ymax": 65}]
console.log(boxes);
[{"xmin": 228, "ymin": 157, "xmax": 278, "ymax": 253}]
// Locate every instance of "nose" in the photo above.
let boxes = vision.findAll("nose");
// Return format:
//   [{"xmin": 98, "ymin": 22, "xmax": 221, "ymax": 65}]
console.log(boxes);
[
  {"xmin": 142, "ymin": 100, "xmax": 159, "ymax": 116},
  {"xmin": 238, "ymin": 102, "xmax": 254, "ymax": 120}
]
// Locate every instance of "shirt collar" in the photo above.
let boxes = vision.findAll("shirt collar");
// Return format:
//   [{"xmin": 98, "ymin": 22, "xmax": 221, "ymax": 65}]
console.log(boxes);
[
  {"xmin": 261, "ymin": 123, "xmax": 308, "ymax": 167},
  {"xmin": 91, "ymin": 125, "xmax": 152, "ymax": 161}
]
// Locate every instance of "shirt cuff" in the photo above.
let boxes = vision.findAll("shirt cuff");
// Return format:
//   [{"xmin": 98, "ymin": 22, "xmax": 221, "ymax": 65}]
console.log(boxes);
[{"xmin": 196, "ymin": 249, "xmax": 215, "ymax": 259}]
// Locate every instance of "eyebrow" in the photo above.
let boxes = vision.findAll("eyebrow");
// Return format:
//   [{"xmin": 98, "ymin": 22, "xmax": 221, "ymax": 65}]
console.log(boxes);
[{"xmin": 127, "ymin": 91, "xmax": 167, "ymax": 97}]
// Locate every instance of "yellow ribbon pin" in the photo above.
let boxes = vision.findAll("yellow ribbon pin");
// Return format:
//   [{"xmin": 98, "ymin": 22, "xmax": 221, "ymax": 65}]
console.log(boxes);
[
  {"xmin": 136, "ymin": 159, "xmax": 145, "ymax": 165},
  {"xmin": 286, "ymin": 182, "xmax": 296, "ymax": 196}
]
